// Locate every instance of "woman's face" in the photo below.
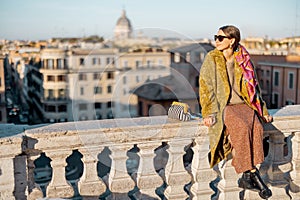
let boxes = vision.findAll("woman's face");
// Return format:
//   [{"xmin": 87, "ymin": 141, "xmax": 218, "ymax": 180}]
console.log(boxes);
[{"xmin": 215, "ymin": 29, "xmax": 234, "ymax": 51}]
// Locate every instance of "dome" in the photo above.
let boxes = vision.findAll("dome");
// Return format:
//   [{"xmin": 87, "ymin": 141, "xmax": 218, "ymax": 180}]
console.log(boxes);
[
  {"xmin": 114, "ymin": 10, "xmax": 133, "ymax": 40},
  {"xmin": 116, "ymin": 10, "xmax": 132, "ymax": 29}
]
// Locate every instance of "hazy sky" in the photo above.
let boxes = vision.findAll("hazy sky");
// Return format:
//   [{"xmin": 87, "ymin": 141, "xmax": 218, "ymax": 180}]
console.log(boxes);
[{"xmin": 0, "ymin": 0, "xmax": 299, "ymax": 41}]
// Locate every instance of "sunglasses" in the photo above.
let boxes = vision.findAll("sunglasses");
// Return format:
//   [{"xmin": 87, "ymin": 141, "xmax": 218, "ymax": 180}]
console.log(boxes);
[{"xmin": 214, "ymin": 35, "xmax": 230, "ymax": 42}]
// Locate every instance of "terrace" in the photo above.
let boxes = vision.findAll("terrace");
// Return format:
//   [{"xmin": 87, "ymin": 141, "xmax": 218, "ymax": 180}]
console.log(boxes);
[{"xmin": 0, "ymin": 105, "xmax": 299, "ymax": 200}]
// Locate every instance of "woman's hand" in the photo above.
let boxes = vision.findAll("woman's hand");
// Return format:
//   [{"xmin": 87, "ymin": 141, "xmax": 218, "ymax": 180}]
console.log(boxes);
[
  {"xmin": 263, "ymin": 115, "xmax": 273, "ymax": 123},
  {"xmin": 203, "ymin": 116, "xmax": 216, "ymax": 127}
]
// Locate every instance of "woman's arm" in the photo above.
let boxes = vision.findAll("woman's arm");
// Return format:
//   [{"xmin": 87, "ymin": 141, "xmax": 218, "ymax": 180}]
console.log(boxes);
[
  {"xmin": 199, "ymin": 53, "xmax": 219, "ymax": 126},
  {"xmin": 252, "ymin": 61, "xmax": 273, "ymax": 123}
]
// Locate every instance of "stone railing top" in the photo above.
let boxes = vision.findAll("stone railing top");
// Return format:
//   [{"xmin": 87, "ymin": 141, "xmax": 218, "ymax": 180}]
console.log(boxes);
[
  {"xmin": 0, "ymin": 105, "xmax": 299, "ymax": 141},
  {"xmin": 272, "ymin": 105, "xmax": 300, "ymax": 118}
]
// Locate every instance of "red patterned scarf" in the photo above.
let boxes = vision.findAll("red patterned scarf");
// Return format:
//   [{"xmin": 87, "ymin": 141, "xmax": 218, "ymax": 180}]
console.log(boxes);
[{"xmin": 235, "ymin": 45, "xmax": 263, "ymax": 116}]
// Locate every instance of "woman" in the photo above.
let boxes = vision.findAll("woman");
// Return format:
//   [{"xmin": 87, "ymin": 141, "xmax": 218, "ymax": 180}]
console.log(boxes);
[{"xmin": 199, "ymin": 25, "xmax": 273, "ymax": 199}]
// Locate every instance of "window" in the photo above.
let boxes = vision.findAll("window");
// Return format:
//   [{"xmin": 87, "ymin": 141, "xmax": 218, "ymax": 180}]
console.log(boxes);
[
  {"xmin": 79, "ymin": 58, "xmax": 85, "ymax": 66},
  {"xmin": 92, "ymin": 58, "xmax": 97, "ymax": 65},
  {"xmin": 272, "ymin": 93, "xmax": 279, "ymax": 108},
  {"xmin": 58, "ymin": 75, "xmax": 66, "ymax": 82},
  {"xmin": 174, "ymin": 52, "xmax": 180, "ymax": 63},
  {"xmin": 79, "ymin": 104, "xmax": 87, "ymax": 110},
  {"xmin": 47, "ymin": 59, "xmax": 54, "ymax": 69},
  {"xmin": 288, "ymin": 72, "xmax": 294, "ymax": 89},
  {"xmin": 79, "ymin": 73, "xmax": 87, "ymax": 81},
  {"xmin": 47, "ymin": 89, "xmax": 54, "ymax": 99},
  {"xmin": 107, "ymin": 72, "xmax": 114, "ymax": 79},
  {"xmin": 186, "ymin": 52, "xmax": 191, "ymax": 62},
  {"xmin": 107, "ymin": 101, "xmax": 113, "ymax": 108},
  {"xmin": 80, "ymin": 87, "xmax": 84, "ymax": 95},
  {"xmin": 58, "ymin": 89, "xmax": 66, "ymax": 99},
  {"xmin": 94, "ymin": 86, "xmax": 102, "ymax": 94},
  {"xmin": 107, "ymin": 85, "xmax": 112, "ymax": 93},
  {"xmin": 94, "ymin": 102, "xmax": 102, "ymax": 109},
  {"xmin": 274, "ymin": 71, "xmax": 279, "ymax": 86},
  {"xmin": 93, "ymin": 73, "xmax": 101, "ymax": 80},
  {"xmin": 57, "ymin": 59, "xmax": 63, "ymax": 69},
  {"xmin": 47, "ymin": 75, "xmax": 55, "ymax": 82},
  {"xmin": 64, "ymin": 59, "xmax": 68, "ymax": 69},
  {"xmin": 45, "ymin": 105, "xmax": 56, "ymax": 112},
  {"xmin": 106, "ymin": 57, "xmax": 110, "ymax": 65},
  {"xmin": 58, "ymin": 105, "xmax": 67, "ymax": 112},
  {"xmin": 147, "ymin": 60, "xmax": 151, "ymax": 68},
  {"xmin": 135, "ymin": 60, "xmax": 141, "ymax": 68}
]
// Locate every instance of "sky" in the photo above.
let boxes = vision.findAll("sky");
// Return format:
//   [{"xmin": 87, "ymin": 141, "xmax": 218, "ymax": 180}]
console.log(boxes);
[{"xmin": 0, "ymin": 0, "xmax": 299, "ymax": 41}]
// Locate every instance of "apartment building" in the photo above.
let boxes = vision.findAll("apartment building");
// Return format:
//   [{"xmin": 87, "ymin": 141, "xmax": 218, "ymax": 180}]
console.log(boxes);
[
  {"xmin": 134, "ymin": 43, "xmax": 215, "ymax": 116},
  {"xmin": 26, "ymin": 47, "xmax": 119, "ymax": 123},
  {"xmin": 113, "ymin": 46, "xmax": 171, "ymax": 118},
  {"xmin": 256, "ymin": 60, "xmax": 300, "ymax": 109},
  {"xmin": 26, "ymin": 48, "xmax": 69, "ymax": 123},
  {"xmin": 68, "ymin": 48, "xmax": 118, "ymax": 121}
]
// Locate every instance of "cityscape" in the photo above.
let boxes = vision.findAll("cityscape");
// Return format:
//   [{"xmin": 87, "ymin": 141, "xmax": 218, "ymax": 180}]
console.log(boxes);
[
  {"xmin": 0, "ymin": 9, "xmax": 299, "ymax": 125},
  {"xmin": 0, "ymin": 4, "xmax": 300, "ymax": 200}
]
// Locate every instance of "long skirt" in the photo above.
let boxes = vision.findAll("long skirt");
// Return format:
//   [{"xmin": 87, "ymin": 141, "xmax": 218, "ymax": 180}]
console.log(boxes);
[{"xmin": 224, "ymin": 103, "xmax": 264, "ymax": 174}]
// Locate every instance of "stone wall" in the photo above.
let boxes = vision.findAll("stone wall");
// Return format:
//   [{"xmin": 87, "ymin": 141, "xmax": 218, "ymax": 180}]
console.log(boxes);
[{"xmin": 0, "ymin": 105, "xmax": 299, "ymax": 199}]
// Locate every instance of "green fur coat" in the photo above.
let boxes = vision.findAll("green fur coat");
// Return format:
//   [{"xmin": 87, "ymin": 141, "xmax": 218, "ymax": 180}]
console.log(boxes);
[{"xmin": 199, "ymin": 48, "xmax": 269, "ymax": 168}]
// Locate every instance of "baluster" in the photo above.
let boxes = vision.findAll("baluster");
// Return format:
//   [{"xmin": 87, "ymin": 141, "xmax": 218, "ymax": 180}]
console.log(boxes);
[
  {"xmin": 45, "ymin": 150, "xmax": 74, "ymax": 198},
  {"xmin": 27, "ymin": 152, "xmax": 43, "ymax": 200},
  {"xmin": 137, "ymin": 142, "xmax": 163, "ymax": 198},
  {"xmin": 0, "ymin": 157, "xmax": 19, "ymax": 200},
  {"xmin": 267, "ymin": 131, "xmax": 292, "ymax": 198},
  {"xmin": 164, "ymin": 139, "xmax": 191, "ymax": 200},
  {"xmin": 109, "ymin": 145, "xmax": 135, "ymax": 199},
  {"xmin": 0, "ymin": 137, "xmax": 23, "ymax": 200},
  {"xmin": 190, "ymin": 137, "xmax": 217, "ymax": 199},
  {"xmin": 289, "ymin": 131, "xmax": 300, "ymax": 198},
  {"xmin": 78, "ymin": 147, "xmax": 106, "ymax": 196},
  {"xmin": 217, "ymin": 159, "xmax": 240, "ymax": 200}
]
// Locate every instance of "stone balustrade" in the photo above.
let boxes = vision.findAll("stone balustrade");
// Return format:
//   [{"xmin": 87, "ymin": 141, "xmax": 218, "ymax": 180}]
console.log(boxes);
[{"xmin": 0, "ymin": 105, "xmax": 299, "ymax": 200}]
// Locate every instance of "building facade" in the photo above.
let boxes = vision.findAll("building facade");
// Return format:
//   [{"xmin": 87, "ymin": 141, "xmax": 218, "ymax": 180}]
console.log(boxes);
[
  {"xmin": 113, "ymin": 46, "xmax": 171, "ymax": 118},
  {"xmin": 134, "ymin": 43, "xmax": 215, "ymax": 117},
  {"xmin": 256, "ymin": 61, "xmax": 300, "ymax": 109},
  {"xmin": 26, "ymin": 47, "xmax": 119, "ymax": 123}
]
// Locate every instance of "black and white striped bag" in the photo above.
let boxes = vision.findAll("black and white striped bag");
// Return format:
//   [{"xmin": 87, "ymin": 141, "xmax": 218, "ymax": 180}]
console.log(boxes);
[{"xmin": 168, "ymin": 101, "xmax": 191, "ymax": 121}]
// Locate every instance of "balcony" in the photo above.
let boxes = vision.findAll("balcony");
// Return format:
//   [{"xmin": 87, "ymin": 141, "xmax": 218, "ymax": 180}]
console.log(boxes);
[{"xmin": 0, "ymin": 105, "xmax": 299, "ymax": 200}]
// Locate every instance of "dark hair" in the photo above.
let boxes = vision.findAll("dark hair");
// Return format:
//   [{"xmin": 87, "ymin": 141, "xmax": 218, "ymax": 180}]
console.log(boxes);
[{"xmin": 219, "ymin": 25, "xmax": 240, "ymax": 51}]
